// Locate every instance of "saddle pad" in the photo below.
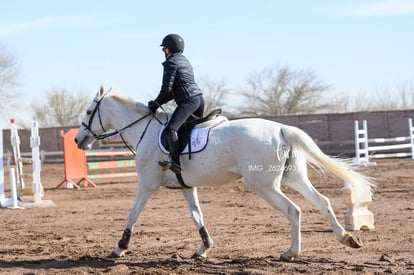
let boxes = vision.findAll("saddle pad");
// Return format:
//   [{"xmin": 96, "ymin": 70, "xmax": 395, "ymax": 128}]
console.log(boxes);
[{"xmin": 158, "ymin": 116, "xmax": 228, "ymax": 155}]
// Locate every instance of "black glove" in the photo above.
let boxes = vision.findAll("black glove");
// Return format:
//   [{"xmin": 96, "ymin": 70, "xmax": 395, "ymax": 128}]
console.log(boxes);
[{"xmin": 148, "ymin": 100, "xmax": 159, "ymax": 113}]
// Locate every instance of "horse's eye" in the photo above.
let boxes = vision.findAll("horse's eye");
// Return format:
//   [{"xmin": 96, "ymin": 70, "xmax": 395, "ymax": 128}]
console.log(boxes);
[{"xmin": 87, "ymin": 110, "xmax": 91, "ymax": 115}]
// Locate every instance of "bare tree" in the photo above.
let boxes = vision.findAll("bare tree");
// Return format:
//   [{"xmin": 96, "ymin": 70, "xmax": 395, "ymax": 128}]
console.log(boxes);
[
  {"xmin": 31, "ymin": 89, "xmax": 90, "ymax": 127},
  {"xmin": 0, "ymin": 44, "xmax": 19, "ymax": 122},
  {"xmin": 397, "ymin": 84, "xmax": 414, "ymax": 109},
  {"xmin": 198, "ymin": 77, "xmax": 230, "ymax": 115},
  {"xmin": 351, "ymin": 83, "xmax": 414, "ymax": 111},
  {"xmin": 238, "ymin": 65, "xmax": 333, "ymax": 116}
]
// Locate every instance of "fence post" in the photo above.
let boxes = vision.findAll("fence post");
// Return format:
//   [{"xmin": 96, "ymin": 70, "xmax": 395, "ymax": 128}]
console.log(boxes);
[
  {"xmin": 362, "ymin": 120, "xmax": 369, "ymax": 162},
  {"xmin": 354, "ymin": 120, "xmax": 360, "ymax": 165},
  {"xmin": 409, "ymin": 118, "xmax": 414, "ymax": 159},
  {"xmin": 0, "ymin": 126, "xmax": 4, "ymax": 204},
  {"xmin": 31, "ymin": 121, "xmax": 43, "ymax": 203},
  {"xmin": 10, "ymin": 118, "xmax": 25, "ymax": 194},
  {"xmin": 353, "ymin": 120, "xmax": 376, "ymax": 166},
  {"xmin": 9, "ymin": 168, "xmax": 20, "ymax": 208}
]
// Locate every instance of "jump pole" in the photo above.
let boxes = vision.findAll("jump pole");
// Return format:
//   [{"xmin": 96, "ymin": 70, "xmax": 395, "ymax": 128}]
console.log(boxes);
[
  {"xmin": 5, "ymin": 120, "xmax": 55, "ymax": 208},
  {"xmin": 353, "ymin": 120, "xmax": 376, "ymax": 166},
  {"xmin": 8, "ymin": 168, "xmax": 21, "ymax": 208},
  {"xmin": 31, "ymin": 120, "xmax": 43, "ymax": 203},
  {"xmin": 10, "ymin": 118, "xmax": 26, "ymax": 195},
  {"xmin": 0, "ymin": 125, "xmax": 4, "ymax": 204},
  {"xmin": 21, "ymin": 121, "xmax": 55, "ymax": 208},
  {"xmin": 0, "ymin": 125, "xmax": 21, "ymax": 209},
  {"xmin": 57, "ymin": 129, "xmax": 137, "ymax": 188},
  {"xmin": 409, "ymin": 118, "xmax": 414, "ymax": 159}
]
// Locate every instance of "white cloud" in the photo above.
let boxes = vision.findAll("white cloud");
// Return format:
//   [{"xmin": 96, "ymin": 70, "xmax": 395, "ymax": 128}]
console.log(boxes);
[{"xmin": 344, "ymin": 0, "xmax": 414, "ymax": 17}]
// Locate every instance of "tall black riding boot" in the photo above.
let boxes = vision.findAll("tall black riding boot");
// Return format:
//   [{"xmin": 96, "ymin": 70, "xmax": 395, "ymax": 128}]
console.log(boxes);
[{"xmin": 159, "ymin": 129, "xmax": 181, "ymax": 174}]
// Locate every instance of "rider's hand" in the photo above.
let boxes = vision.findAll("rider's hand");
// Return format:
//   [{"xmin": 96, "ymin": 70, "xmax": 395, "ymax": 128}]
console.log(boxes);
[{"xmin": 148, "ymin": 100, "xmax": 159, "ymax": 113}]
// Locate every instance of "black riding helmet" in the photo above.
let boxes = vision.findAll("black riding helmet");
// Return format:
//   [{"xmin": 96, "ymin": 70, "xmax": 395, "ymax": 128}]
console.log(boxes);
[{"xmin": 160, "ymin": 34, "xmax": 184, "ymax": 53}]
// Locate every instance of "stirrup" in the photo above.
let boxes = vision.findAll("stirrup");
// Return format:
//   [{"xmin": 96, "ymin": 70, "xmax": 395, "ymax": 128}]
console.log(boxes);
[{"xmin": 158, "ymin": 160, "xmax": 181, "ymax": 174}]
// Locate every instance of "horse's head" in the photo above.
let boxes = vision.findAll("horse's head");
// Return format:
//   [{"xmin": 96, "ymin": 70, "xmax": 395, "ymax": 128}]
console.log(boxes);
[
  {"xmin": 75, "ymin": 85, "xmax": 153, "ymax": 150},
  {"xmin": 75, "ymin": 85, "xmax": 109, "ymax": 150}
]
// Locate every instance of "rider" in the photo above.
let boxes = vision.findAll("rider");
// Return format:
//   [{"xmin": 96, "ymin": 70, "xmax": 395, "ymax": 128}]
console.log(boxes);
[{"xmin": 148, "ymin": 33, "xmax": 205, "ymax": 174}]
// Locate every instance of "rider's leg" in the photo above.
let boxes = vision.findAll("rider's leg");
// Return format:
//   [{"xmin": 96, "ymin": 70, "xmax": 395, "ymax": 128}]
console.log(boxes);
[
  {"xmin": 164, "ymin": 129, "xmax": 181, "ymax": 173},
  {"xmin": 168, "ymin": 96, "xmax": 203, "ymax": 131},
  {"xmin": 159, "ymin": 96, "xmax": 202, "ymax": 173},
  {"xmin": 193, "ymin": 96, "xmax": 205, "ymax": 118}
]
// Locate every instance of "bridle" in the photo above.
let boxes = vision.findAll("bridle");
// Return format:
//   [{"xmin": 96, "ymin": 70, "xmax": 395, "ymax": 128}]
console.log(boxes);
[{"xmin": 81, "ymin": 93, "xmax": 164, "ymax": 155}]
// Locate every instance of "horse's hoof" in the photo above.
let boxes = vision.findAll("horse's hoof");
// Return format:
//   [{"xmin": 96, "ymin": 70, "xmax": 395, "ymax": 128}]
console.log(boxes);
[
  {"xmin": 191, "ymin": 253, "xmax": 207, "ymax": 261},
  {"xmin": 108, "ymin": 251, "xmax": 121, "ymax": 258},
  {"xmin": 108, "ymin": 247, "xmax": 125, "ymax": 258},
  {"xmin": 341, "ymin": 233, "xmax": 362, "ymax": 249},
  {"xmin": 280, "ymin": 251, "xmax": 298, "ymax": 262}
]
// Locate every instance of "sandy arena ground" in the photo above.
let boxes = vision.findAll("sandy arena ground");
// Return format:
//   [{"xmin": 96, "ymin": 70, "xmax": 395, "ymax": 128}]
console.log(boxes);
[{"xmin": 0, "ymin": 158, "xmax": 413, "ymax": 274}]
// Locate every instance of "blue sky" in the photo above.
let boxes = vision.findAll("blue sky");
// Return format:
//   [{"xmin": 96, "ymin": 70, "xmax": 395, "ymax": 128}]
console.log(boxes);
[{"xmin": 1, "ymin": 0, "xmax": 413, "ymax": 126}]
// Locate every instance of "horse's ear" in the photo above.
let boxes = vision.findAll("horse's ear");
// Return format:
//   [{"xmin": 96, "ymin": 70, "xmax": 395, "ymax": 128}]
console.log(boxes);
[{"xmin": 98, "ymin": 85, "xmax": 104, "ymax": 98}]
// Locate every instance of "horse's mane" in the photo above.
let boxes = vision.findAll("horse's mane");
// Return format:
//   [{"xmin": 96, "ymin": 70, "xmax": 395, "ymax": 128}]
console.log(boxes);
[{"xmin": 109, "ymin": 93, "xmax": 149, "ymax": 114}]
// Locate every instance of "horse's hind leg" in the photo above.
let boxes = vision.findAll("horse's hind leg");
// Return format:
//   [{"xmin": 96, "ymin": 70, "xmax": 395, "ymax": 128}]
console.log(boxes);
[
  {"xmin": 245, "ymin": 172, "xmax": 302, "ymax": 262},
  {"xmin": 182, "ymin": 188, "xmax": 214, "ymax": 258},
  {"xmin": 283, "ymin": 154, "xmax": 362, "ymax": 248}
]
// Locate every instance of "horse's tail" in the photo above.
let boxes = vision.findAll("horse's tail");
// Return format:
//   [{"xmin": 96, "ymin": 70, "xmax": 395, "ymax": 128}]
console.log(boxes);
[{"xmin": 282, "ymin": 125, "xmax": 375, "ymax": 197}]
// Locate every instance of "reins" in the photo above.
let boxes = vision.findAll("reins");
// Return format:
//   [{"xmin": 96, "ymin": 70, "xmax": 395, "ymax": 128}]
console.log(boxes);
[
  {"xmin": 91, "ymin": 112, "xmax": 152, "ymax": 141},
  {"xmin": 82, "ymin": 93, "xmax": 168, "ymax": 156}
]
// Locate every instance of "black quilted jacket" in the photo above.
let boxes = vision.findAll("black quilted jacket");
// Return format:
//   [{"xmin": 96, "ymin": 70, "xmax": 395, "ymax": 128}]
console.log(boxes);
[{"xmin": 155, "ymin": 53, "xmax": 202, "ymax": 105}]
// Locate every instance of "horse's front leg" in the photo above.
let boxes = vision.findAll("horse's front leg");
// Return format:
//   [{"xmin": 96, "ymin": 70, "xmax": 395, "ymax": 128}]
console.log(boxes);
[
  {"xmin": 182, "ymin": 188, "xmax": 214, "ymax": 259},
  {"xmin": 110, "ymin": 181, "xmax": 158, "ymax": 258}
]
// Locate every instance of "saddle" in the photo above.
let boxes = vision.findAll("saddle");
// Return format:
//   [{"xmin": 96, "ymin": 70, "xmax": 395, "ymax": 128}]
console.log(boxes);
[
  {"xmin": 159, "ymin": 109, "xmax": 226, "ymax": 189},
  {"xmin": 160, "ymin": 109, "xmax": 224, "ymax": 156}
]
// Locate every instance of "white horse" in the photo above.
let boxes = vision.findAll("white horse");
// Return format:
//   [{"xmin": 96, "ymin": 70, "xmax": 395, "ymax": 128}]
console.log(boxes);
[{"xmin": 75, "ymin": 87, "xmax": 375, "ymax": 261}]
